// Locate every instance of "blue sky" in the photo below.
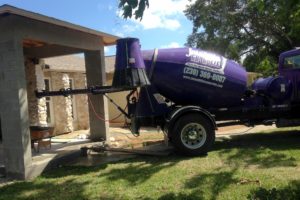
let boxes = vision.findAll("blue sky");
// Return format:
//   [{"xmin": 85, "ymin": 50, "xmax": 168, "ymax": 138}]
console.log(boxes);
[{"xmin": 0, "ymin": 0, "xmax": 195, "ymax": 56}]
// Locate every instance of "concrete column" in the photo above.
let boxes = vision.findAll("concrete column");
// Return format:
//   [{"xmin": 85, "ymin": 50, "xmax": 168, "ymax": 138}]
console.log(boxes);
[
  {"xmin": 0, "ymin": 117, "xmax": 2, "ymax": 141},
  {"xmin": 0, "ymin": 39, "xmax": 32, "ymax": 179},
  {"xmin": 84, "ymin": 49, "xmax": 109, "ymax": 141}
]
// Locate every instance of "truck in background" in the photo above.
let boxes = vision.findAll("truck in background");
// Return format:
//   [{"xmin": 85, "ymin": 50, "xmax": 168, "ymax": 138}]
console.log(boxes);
[{"xmin": 36, "ymin": 38, "xmax": 300, "ymax": 156}]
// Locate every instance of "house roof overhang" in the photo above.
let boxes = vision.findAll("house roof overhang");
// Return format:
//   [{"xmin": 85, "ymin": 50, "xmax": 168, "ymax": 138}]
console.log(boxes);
[{"xmin": 0, "ymin": 4, "xmax": 120, "ymax": 46}]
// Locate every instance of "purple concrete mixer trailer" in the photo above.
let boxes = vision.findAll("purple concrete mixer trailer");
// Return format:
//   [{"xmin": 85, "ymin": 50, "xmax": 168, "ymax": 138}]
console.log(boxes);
[{"xmin": 36, "ymin": 38, "xmax": 300, "ymax": 156}]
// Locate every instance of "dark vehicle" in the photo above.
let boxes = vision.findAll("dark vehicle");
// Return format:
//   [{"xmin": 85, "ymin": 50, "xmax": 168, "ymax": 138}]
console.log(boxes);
[{"xmin": 36, "ymin": 38, "xmax": 300, "ymax": 156}]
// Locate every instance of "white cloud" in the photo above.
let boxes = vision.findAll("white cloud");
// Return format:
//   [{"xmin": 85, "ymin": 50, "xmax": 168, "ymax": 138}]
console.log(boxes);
[
  {"xmin": 122, "ymin": 24, "xmax": 139, "ymax": 33},
  {"xmin": 119, "ymin": 0, "xmax": 193, "ymax": 31},
  {"xmin": 164, "ymin": 19, "xmax": 181, "ymax": 30},
  {"xmin": 161, "ymin": 42, "xmax": 181, "ymax": 48},
  {"xmin": 137, "ymin": 0, "xmax": 187, "ymax": 30},
  {"xmin": 114, "ymin": 32, "xmax": 125, "ymax": 37},
  {"xmin": 112, "ymin": 24, "xmax": 139, "ymax": 38}
]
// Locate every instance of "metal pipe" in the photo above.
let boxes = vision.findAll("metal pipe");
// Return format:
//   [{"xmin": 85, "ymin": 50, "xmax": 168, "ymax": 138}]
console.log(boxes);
[{"xmin": 35, "ymin": 86, "xmax": 136, "ymax": 98}]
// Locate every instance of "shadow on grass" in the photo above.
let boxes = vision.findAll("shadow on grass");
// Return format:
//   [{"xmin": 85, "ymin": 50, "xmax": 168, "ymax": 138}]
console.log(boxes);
[
  {"xmin": 42, "ymin": 164, "xmax": 108, "ymax": 179},
  {"xmin": 43, "ymin": 129, "xmax": 300, "ymax": 181},
  {"xmin": 247, "ymin": 180, "xmax": 300, "ymax": 200},
  {"xmin": 144, "ymin": 191, "xmax": 204, "ymax": 200},
  {"xmin": 215, "ymin": 130, "xmax": 300, "ymax": 150},
  {"xmin": 0, "ymin": 178, "xmax": 98, "ymax": 200},
  {"xmin": 96, "ymin": 155, "xmax": 192, "ymax": 185},
  {"xmin": 0, "ymin": 156, "xmax": 191, "ymax": 200},
  {"xmin": 42, "ymin": 155, "xmax": 190, "ymax": 181},
  {"xmin": 1, "ymin": 129, "xmax": 299, "ymax": 199},
  {"xmin": 184, "ymin": 170, "xmax": 237, "ymax": 200},
  {"xmin": 142, "ymin": 170, "xmax": 237, "ymax": 200},
  {"xmin": 214, "ymin": 130, "xmax": 300, "ymax": 168}
]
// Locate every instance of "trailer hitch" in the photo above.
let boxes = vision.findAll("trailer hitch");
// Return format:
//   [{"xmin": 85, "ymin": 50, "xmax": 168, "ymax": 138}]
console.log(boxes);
[{"xmin": 80, "ymin": 142, "xmax": 173, "ymax": 157}]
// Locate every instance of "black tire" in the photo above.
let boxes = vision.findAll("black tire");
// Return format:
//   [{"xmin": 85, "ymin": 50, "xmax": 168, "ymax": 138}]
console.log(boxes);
[{"xmin": 171, "ymin": 113, "xmax": 215, "ymax": 156}]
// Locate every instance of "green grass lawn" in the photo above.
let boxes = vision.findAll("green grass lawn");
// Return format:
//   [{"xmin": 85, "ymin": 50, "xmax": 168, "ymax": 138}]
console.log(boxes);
[{"xmin": 1, "ymin": 128, "xmax": 300, "ymax": 200}]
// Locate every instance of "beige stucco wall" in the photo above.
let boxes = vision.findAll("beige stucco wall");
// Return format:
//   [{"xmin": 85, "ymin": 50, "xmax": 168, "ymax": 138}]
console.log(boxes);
[
  {"xmin": 46, "ymin": 71, "xmax": 71, "ymax": 133},
  {"xmin": 107, "ymin": 91, "xmax": 129, "ymax": 127},
  {"xmin": 106, "ymin": 72, "xmax": 129, "ymax": 127},
  {"xmin": 43, "ymin": 71, "xmax": 89, "ymax": 134},
  {"xmin": 73, "ymin": 73, "xmax": 89, "ymax": 130}
]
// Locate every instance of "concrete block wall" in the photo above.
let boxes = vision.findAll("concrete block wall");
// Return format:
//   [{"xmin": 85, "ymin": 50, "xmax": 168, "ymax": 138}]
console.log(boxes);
[
  {"xmin": 0, "ymin": 39, "xmax": 32, "ymax": 179},
  {"xmin": 85, "ymin": 50, "xmax": 109, "ymax": 141},
  {"xmin": 0, "ymin": 118, "xmax": 2, "ymax": 141}
]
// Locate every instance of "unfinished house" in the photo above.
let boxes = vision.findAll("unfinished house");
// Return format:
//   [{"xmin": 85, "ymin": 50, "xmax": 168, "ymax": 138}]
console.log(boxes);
[{"xmin": 0, "ymin": 5, "xmax": 119, "ymax": 179}]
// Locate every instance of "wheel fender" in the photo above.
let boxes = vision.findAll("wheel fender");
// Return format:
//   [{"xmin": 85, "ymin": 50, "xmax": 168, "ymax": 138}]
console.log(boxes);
[{"xmin": 166, "ymin": 106, "xmax": 217, "ymax": 136}]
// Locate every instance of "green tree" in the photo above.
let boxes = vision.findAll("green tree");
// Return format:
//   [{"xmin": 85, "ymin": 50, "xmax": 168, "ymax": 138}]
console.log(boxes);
[
  {"xmin": 119, "ymin": 0, "xmax": 149, "ymax": 20},
  {"xmin": 185, "ymin": 0, "xmax": 300, "ymax": 75}
]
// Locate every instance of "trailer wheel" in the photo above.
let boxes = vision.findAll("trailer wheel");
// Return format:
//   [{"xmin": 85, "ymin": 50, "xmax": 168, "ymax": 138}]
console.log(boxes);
[{"xmin": 172, "ymin": 114, "xmax": 215, "ymax": 156}]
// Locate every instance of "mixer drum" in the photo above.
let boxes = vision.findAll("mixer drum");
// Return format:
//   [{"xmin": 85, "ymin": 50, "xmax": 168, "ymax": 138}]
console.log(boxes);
[
  {"xmin": 252, "ymin": 76, "xmax": 292, "ymax": 103},
  {"xmin": 142, "ymin": 48, "xmax": 248, "ymax": 108}
]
